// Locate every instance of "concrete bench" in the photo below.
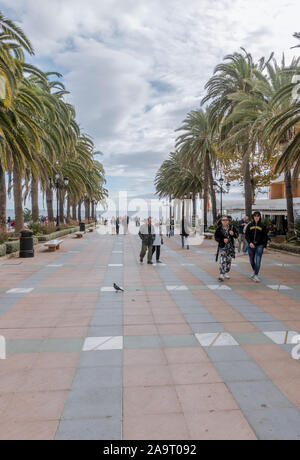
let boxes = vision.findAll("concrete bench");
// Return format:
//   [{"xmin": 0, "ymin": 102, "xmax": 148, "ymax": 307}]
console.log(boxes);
[
  {"xmin": 44, "ymin": 239, "xmax": 63, "ymax": 252},
  {"xmin": 203, "ymin": 232, "xmax": 214, "ymax": 240},
  {"xmin": 75, "ymin": 232, "xmax": 84, "ymax": 238}
]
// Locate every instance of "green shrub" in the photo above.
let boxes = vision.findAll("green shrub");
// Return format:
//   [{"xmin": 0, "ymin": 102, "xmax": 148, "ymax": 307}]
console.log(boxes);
[
  {"xmin": 0, "ymin": 232, "xmax": 10, "ymax": 244},
  {"xmin": 287, "ymin": 218, "xmax": 300, "ymax": 246}
]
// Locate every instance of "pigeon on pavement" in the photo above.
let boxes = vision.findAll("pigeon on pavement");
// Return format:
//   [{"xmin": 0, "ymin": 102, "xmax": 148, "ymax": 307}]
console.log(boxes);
[{"xmin": 113, "ymin": 283, "xmax": 124, "ymax": 292}]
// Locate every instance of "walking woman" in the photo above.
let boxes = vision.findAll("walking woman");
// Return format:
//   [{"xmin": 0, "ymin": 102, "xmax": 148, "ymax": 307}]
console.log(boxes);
[
  {"xmin": 215, "ymin": 216, "xmax": 238, "ymax": 281},
  {"xmin": 152, "ymin": 221, "xmax": 163, "ymax": 263}
]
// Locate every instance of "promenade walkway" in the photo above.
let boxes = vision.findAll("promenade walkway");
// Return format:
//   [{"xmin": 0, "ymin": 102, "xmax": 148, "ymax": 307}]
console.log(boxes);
[{"xmin": 0, "ymin": 230, "xmax": 299, "ymax": 440}]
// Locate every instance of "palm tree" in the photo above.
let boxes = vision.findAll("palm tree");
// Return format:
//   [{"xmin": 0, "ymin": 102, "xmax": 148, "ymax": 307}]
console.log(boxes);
[
  {"xmin": 202, "ymin": 50, "xmax": 271, "ymax": 217},
  {"xmin": 155, "ymin": 151, "xmax": 203, "ymax": 225},
  {"xmin": 176, "ymin": 108, "xmax": 217, "ymax": 226}
]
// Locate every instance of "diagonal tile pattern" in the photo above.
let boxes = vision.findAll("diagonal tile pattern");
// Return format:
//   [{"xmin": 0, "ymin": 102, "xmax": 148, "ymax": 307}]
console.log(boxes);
[{"xmin": 0, "ymin": 230, "xmax": 299, "ymax": 440}]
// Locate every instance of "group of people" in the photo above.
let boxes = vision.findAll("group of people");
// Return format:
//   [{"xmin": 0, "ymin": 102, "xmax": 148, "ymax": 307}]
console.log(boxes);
[
  {"xmin": 138, "ymin": 216, "xmax": 192, "ymax": 264},
  {"xmin": 215, "ymin": 211, "xmax": 268, "ymax": 283}
]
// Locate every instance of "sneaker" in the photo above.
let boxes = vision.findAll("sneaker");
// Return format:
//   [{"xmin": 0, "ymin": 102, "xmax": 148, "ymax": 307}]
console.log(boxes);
[
  {"xmin": 156, "ymin": 260, "xmax": 162, "ymax": 263},
  {"xmin": 253, "ymin": 275, "xmax": 260, "ymax": 283},
  {"xmin": 219, "ymin": 274, "xmax": 225, "ymax": 281},
  {"xmin": 249, "ymin": 272, "xmax": 255, "ymax": 279},
  {"xmin": 140, "ymin": 258, "xmax": 143, "ymax": 264},
  {"xmin": 225, "ymin": 274, "xmax": 230, "ymax": 279},
  {"xmin": 147, "ymin": 261, "xmax": 153, "ymax": 265}
]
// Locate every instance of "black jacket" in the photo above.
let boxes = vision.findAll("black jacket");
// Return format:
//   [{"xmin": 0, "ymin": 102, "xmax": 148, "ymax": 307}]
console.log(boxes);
[
  {"xmin": 214, "ymin": 225, "xmax": 238, "ymax": 249},
  {"xmin": 245, "ymin": 219, "xmax": 268, "ymax": 248}
]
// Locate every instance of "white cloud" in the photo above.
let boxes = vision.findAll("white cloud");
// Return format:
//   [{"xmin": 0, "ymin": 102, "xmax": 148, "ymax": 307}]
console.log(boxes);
[{"xmin": 1, "ymin": 0, "xmax": 300, "ymax": 199}]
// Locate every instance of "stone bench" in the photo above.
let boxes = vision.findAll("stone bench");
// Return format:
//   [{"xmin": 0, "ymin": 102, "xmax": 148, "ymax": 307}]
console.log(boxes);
[
  {"xmin": 44, "ymin": 239, "xmax": 63, "ymax": 252},
  {"xmin": 74, "ymin": 232, "xmax": 84, "ymax": 238}
]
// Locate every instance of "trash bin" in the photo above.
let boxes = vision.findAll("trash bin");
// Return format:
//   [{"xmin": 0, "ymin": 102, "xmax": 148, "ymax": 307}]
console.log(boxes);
[
  {"xmin": 19, "ymin": 229, "xmax": 34, "ymax": 258},
  {"xmin": 79, "ymin": 222, "xmax": 86, "ymax": 232}
]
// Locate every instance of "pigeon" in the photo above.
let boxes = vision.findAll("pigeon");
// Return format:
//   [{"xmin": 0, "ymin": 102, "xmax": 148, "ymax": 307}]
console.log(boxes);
[{"xmin": 113, "ymin": 283, "xmax": 124, "ymax": 292}]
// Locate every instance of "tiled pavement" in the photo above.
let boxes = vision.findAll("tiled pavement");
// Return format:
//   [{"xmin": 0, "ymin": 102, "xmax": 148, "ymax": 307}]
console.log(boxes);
[{"xmin": 0, "ymin": 230, "xmax": 299, "ymax": 440}]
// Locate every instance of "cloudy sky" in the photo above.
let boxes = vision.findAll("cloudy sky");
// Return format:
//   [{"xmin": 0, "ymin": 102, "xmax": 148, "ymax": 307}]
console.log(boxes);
[{"xmin": 1, "ymin": 0, "xmax": 300, "ymax": 204}]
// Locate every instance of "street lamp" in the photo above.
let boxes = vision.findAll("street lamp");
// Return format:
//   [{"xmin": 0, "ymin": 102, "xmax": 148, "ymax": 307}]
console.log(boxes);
[{"xmin": 213, "ymin": 176, "xmax": 230, "ymax": 216}]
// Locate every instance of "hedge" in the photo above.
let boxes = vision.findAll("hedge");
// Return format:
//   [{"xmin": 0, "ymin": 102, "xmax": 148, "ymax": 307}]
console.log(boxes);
[
  {"xmin": 269, "ymin": 242, "xmax": 300, "ymax": 255},
  {"xmin": 5, "ymin": 237, "xmax": 39, "ymax": 255},
  {"xmin": 37, "ymin": 227, "xmax": 79, "ymax": 242},
  {"xmin": 0, "ymin": 244, "xmax": 6, "ymax": 257},
  {"xmin": 0, "ymin": 223, "xmax": 96, "ymax": 257}
]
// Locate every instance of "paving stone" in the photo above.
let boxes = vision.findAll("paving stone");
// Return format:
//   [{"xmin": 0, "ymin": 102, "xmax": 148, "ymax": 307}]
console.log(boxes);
[
  {"xmin": 124, "ymin": 335, "xmax": 162, "ymax": 349},
  {"xmin": 213, "ymin": 361, "xmax": 268, "ymax": 382},
  {"xmin": 78, "ymin": 350, "xmax": 122, "ymax": 367},
  {"xmin": 61, "ymin": 387, "xmax": 122, "ymax": 420},
  {"xmin": 71, "ymin": 366, "xmax": 122, "ymax": 390},
  {"xmin": 226, "ymin": 380, "xmax": 294, "ymax": 411},
  {"xmin": 243, "ymin": 408, "xmax": 300, "ymax": 440},
  {"xmin": 88, "ymin": 326, "xmax": 123, "ymax": 337},
  {"xmin": 204, "ymin": 346, "xmax": 252, "ymax": 362},
  {"xmin": 55, "ymin": 417, "xmax": 122, "ymax": 440},
  {"xmin": 231, "ymin": 332, "xmax": 274, "ymax": 345}
]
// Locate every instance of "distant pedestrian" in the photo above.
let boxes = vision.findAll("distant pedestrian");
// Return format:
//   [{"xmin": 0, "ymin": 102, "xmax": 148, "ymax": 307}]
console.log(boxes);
[
  {"xmin": 170, "ymin": 217, "xmax": 175, "ymax": 236},
  {"xmin": 245, "ymin": 211, "xmax": 268, "ymax": 283},
  {"xmin": 180, "ymin": 217, "xmax": 191, "ymax": 249},
  {"xmin": 139, "ymin": 217, "xmax": 155, "ymax": 264},
  {"xmin": 116, "ymin": 217, "xmax": 120, "ymax": 235},
  {"xmin": 152, "ymin": 221, "xmax": 163, "ymax": 263},
  {"xmin": 237, "ymin": 216, "xmax": 249, "ymax": 253},
  {"xmin": 7, "ymin": 216, "xmax": 11, "ymax": 230},
  {"xmin": 215, "ymin": 216, "xmax": 238, "ymax": 282}
]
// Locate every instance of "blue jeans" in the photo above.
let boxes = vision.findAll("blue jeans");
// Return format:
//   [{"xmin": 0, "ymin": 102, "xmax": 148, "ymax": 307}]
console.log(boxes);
[
  {"xmin": 243, "ymin": 240, "xmax": 249, "ymax": 253},
  {"xmin": 248, "ymin": 245, "xmax": 264, "ymax": 275},
  {"xmin": 181, "ymin": 236, "xmax": 189, "ymax": 248}
]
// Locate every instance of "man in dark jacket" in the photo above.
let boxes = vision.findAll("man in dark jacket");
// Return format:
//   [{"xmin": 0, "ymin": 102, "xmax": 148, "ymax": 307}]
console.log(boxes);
[
  {"xmin": 139, "ymin": 217, "xmax": 155, "ymax": 264},
  {"xmin": 245, "ymin": 211, "xmax": 268, "ymax": 282}
]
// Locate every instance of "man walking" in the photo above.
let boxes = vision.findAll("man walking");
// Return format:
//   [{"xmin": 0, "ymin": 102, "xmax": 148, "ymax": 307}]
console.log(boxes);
[
  {"xmin": 245, "ymin": 211, "xmax": 268, "ymax": 283},
  {"xmin": 139, "ymin": 217, "xmax": 155, "ymax": 264}
]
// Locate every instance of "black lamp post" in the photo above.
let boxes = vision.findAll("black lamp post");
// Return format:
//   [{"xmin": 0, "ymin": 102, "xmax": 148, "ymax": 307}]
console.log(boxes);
[{"xmin": 213, "ymin": 177, "xmax": 230, "ymax": 216}]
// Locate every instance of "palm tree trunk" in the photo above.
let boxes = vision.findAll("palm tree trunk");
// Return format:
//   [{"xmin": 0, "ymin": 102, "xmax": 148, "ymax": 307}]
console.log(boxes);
[
  {"xmin": 284, "ymin": 165, "xmax": 295, "ymax": 237},
  {"xmin": 72, "ymin": 200, "xmax": 77, "ymax": 221},
  {"xmin": 66, "ymin": 195, "xmax": 71, "ymax": 223},
  {"xmin": 78, "ymin": 201, "xmax": 82, "ymax": 222},
  {"xmin": 0, "ymin": 165, "xmax": 6, "ymax": 232},
  {"xmin": 206, "ymin": 152, "xmax": 217, "ymax": 223},
  {"xmin": 243, "ymin": 150, "xmax": 252, "ymax": 217},
  {"xmin": 31, "ymin": 176, "xmax": 39, "ymax": 222},
  {"xmin": 46, "ymin": 187, "xmax": 54, "ymax": 222},
  {"xmin": 13, "ymin": 166, "xmax": 24, "ymax": 233},
  {"xmin": 85, "ymin": 199, "xmax": 90, "ymax": 222},
  {"xmin": 203, "ymin": 156, "xmax": 209, "ymax": 229}
]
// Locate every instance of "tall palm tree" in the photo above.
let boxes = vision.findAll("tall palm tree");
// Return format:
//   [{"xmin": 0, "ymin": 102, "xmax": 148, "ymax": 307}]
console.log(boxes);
[
  {"xmin": 176, "ymin": 108, "xmax": 217, "ymax": 226},
  {"xmin": 202, "ymin": 50, "xmax": 272, "ymax": 217}
]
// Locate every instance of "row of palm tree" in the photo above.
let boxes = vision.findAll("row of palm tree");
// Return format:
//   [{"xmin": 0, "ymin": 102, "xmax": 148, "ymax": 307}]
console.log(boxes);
[
  {"xmin": 0, "ymin": 12, "xmax": 107, "ymax": 234},
  {"xmin": 155, "ymin": 40, "xmax": 300, "ymax": 236}
]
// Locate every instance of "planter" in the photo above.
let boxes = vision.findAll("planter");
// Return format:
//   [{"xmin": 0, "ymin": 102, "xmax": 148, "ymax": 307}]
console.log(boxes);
[
  {"xmin": 37, "ymin": 227, "xmax": 79, "ymax": 242},
  {"xmin": 269, "ymin": 242, "xmax": 300, "ymax": 255},
  {"xmin": 0, "ymin": 244, "xmax": 6, "ymax": 257}
]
